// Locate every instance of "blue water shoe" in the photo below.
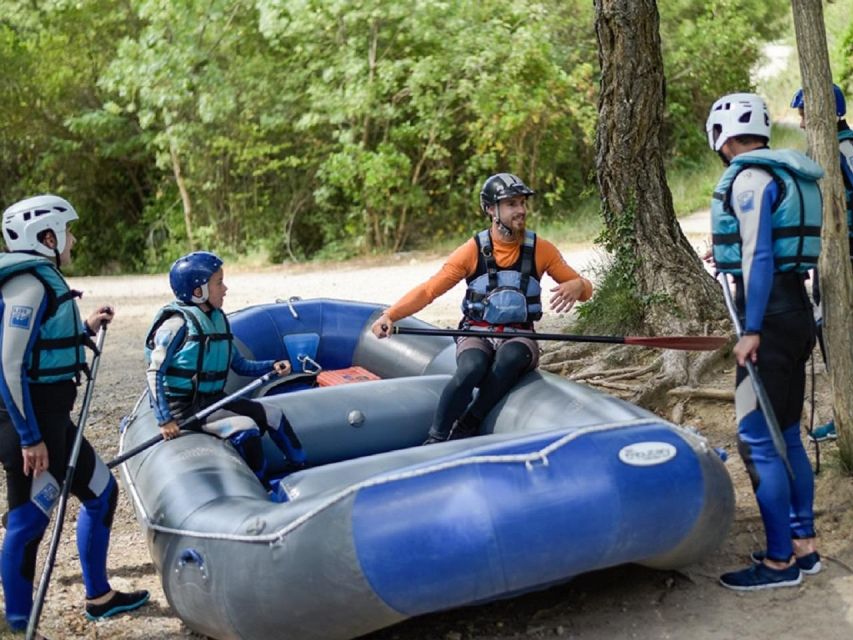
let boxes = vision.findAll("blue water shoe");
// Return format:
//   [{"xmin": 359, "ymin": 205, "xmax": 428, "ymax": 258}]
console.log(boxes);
[
  {"xmin": 719, "ymin": 563, "xmax": 801, "ymax": 591},
  {"xmin": 85, "ymin": 590, "xmax": 150, "ymax": 621},
  {"xmin": 808, "ymin": 421, "xmax": 837, "ymax": 443}
]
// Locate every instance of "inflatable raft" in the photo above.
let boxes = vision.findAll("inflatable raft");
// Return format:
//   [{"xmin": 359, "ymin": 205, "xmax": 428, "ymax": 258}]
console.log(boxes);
[{"xmin": 117, "ymin": 298, "xmax": 734, "ymax": 640}]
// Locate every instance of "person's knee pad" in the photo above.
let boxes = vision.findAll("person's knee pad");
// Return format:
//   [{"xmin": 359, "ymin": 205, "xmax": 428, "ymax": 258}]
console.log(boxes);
[
  {"xmin": 455, "ymin": 348, "xmax": 490, "ymax": 383},
  {"xmin": 494, "ymin": 341, "xmax": 533, "ymax": 375},
  {"xmin": 2, "ymin": 502, "xmax": 50, "ymax": 628}
]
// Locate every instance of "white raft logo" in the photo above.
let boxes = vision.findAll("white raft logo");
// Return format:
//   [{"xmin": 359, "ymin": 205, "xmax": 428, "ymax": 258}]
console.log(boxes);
[{"xmin": 618, "ymin": 442, "xmax": 677, "ymax": 466}]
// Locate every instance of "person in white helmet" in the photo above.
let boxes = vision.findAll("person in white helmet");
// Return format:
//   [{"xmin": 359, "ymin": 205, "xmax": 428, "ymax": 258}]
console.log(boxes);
[
  {"xmin": 0, "ymin": 195, "xmax": 149, "ymax": 634},
  {"xmin": 706, "ymin": 94, "xmax": 822, "ymax": 590}
]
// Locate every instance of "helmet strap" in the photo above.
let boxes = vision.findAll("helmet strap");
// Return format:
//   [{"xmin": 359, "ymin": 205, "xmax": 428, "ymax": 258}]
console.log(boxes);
[
  {"xmin": 493, "ymin": 201, "xmax": 514, "ymax": 238},
  {"xmin": 52, "ymin": 247, "xmax": 63, "ymax": 273}
]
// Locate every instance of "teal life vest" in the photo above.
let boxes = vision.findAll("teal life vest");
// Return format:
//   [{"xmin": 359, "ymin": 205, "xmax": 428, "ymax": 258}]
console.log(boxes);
[
  {"xmin": 145, "ymin": 303, "xmax": 233, "ymax": 398},
  {"xmin": 711, "ymin": 149, "xmax": 824, "ymax": 275},
  {"xmin": 461, "ymin": 229, "xmax": 542, "ymax": 325},
  {"xmin": 0, "ymin": 253, "xmax": 91, "ymax": 383},
  {"xmin": 837, "ymin": 128, "xmax": 853, "ymax": 240}
]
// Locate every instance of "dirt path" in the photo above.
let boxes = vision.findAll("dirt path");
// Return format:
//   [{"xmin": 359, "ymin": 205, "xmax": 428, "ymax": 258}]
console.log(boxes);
[{"xmin": 2, "ymin": 221, "xmax": 853, "ymax": 639}]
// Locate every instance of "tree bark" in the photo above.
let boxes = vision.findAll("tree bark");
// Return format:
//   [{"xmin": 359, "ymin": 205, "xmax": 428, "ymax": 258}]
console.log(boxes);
[
  {"xmin": 594, "ymin": 0, "xmax": 726, "ymax": 385},
  {"xmin": 791, "ymin": 0, "xmax": 853, "ymax": 471}
]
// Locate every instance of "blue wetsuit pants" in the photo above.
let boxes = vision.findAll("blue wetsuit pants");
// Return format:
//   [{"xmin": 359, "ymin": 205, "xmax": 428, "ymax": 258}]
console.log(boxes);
[
  {"xmin": 0, "ymin": 381, "xmax": 116, "ymax": 631},
  {"xmin": 735, "ymin": 307, "xmax": 816, "ymax": 562}
]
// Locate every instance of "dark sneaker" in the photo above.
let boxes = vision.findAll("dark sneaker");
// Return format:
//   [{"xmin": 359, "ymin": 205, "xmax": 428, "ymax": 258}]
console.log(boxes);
[
  {"xmin": 750, "ymin": 550, "xmax": 822, "ymax": 575},
  {"xmin": 447, "ymin": 417, "xmax": 480, "ymax": 441},
  {"xmin": 808, "ymin": 421, "xmax": 837, "ymax": 443},
  {"xmin": 719, "ymin": 563, "xmax": 802, "ymax": 591},
  {"xmin": 85, "ymin": 590, "xmax": 150, "ymax": 621}
]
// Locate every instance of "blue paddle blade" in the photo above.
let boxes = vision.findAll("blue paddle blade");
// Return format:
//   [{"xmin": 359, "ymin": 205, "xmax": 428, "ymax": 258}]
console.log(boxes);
[{"xmin": 283, "ymin": 333, "xmax": 320, "ymax": 373}]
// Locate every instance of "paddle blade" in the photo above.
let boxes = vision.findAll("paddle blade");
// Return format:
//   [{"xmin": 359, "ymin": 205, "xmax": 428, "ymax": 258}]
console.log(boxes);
[{"xmin": 623, "ymin": 335, "xmax": 728, "ymax": 351}]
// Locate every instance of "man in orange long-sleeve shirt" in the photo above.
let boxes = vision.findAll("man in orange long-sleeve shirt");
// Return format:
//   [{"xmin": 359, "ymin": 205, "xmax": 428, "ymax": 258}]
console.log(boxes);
[{"xmin": 371, "ymin": 173, "xmax": 593, "ymax": 444}]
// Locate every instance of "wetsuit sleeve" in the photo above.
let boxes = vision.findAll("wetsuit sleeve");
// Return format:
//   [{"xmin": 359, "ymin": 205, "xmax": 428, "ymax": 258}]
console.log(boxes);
[
  {"xmin": 839, "ymin": 138, "xmax": 853, "ymax": 193},
  {"xmin": 731, "ymin": 168, "xmax": 778, "ymax": 333},
  {"xmin": 146, "ymin": 314, "xmax": 188, "ymax": 425},
  {"xmin": 386, "ymin": 239, "xmax": 478, "ymax": 321},
  {"xmin": 535, "ymin": 238, "xmax": 594, "ymax": 301},
  {"xmin": 0, "ymin": 274, "xmax": 51, "ymax": 446},
  {"xmin": 231, "ymin": 350, "xmax": 275, "ymax": 378}
]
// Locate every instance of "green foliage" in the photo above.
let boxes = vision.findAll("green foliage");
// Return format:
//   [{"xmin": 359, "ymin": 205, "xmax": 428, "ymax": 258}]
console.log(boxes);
[
  {"xmin": 576, "ymin": 191, "xmax": 647, "ymax": 333},
  {"xmin": 659, "ymin": 0, "xmax": 790, "ymax": 165},
  {"xmin": 572, "ymin": 255, "xmax": 645, "ymax": 335},
  {"xmin": 0, "ymin": 0, "xmax": 828, "ymax": 273}
]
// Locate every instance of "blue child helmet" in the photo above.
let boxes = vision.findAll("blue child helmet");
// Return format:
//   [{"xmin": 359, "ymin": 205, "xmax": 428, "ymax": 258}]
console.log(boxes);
[
  {"xmin": 169, "ymin": 251, "xmax": 223, "ymax": 304},
  {"xmin": 790, "ymin": 84, "xmax": 846, "ymax": 117}
]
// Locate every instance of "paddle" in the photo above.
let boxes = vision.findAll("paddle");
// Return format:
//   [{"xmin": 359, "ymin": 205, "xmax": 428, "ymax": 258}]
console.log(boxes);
[
  {"xmin": 27, "ymin": 326, "xmax": 108, "ymax": 640},
  {"xmin": 391, "ymin": 326, "xmax": 726, "ymax": 351},
  {"xmin": 107, "ymin": 370, "xmax": 278, "ymax": 469},
  {"xmin": 717, "ymin": 273, "xmax": 794, "ymax": 478}
]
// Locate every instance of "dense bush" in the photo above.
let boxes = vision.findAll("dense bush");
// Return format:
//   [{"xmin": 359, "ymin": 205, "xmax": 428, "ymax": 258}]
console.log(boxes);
[{"xmin": 0, "ymin": 0, "xmax": 791, "ymax": 272}]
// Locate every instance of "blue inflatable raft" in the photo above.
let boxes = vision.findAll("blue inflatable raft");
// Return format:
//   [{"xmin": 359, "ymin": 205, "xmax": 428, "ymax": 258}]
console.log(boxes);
[{"xmin": 116, "ymin": 298, "xmax": 734, "ymax": 640}]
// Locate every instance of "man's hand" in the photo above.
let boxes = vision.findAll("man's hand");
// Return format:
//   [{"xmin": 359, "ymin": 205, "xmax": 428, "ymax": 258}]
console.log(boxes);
[
  {"xmin": 22, "ymin": 442, "xmax": 49, "ymax": 477},
  {"xmin": 274, "ymin": 360, "xmax": 292, "ymax": 377},
  {"xmin": 86, "ymin": 305, "xmax": 115, "ymax": 333},
  {"xmin": 371, "ymin": 313, "xmax": 394, "ymax": 339},
  {"xmin": 734, "ymin": 334, "xmax": 760, "ymax": 367},
  {"xmin": 159, "ymin": 420, "xmax": 181, "ymax": 440},
  {"xmin": 549, "ymin": 279, "xmax": 584, "ymax": 314}
]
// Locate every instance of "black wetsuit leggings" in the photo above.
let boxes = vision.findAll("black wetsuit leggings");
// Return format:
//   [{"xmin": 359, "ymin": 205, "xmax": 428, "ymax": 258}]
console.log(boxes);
[{"xmin": 431, "ymin": 341, "xmax": 533, "ymax": 437}]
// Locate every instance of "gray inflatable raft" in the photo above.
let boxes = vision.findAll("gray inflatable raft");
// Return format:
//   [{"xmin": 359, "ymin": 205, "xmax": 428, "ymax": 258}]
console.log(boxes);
[{"xmin": 116, "ymin": 298, "xmax": 734, "ymax": 640}]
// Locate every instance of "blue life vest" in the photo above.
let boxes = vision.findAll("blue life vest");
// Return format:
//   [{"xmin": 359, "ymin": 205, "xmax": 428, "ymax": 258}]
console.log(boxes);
[
  {"xmin": 0, "ymin": 253, "xmax": 90, "ymax": 383},
  {"xmin": 838, "ymin": 128, "xmax": 853, "ymax": 240},
  {"xmin": 145, "ymin": 303, "xmax": 233, "ymax": 398},
  {"xmin": 711, "ymin": 149, "xmax": 824, "ymax": 275},
  {"xmin": 461, "ymin": 230, "xmax": 542, "ymax": 325}
]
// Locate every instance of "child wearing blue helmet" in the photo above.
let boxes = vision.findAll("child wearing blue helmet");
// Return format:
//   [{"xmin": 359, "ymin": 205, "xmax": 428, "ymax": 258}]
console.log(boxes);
[{"xmin": 144, "ymin": 251, "xmax": 305, "ymax": 483}]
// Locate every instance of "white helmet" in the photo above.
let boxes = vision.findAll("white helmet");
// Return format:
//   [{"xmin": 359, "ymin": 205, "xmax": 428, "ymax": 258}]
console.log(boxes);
[
  {"xmin": 705, "ymin": 93, "xmax": 771, "ymax": 151},
  {"xmin": 2, "ymin": 194, "xmax": 79, "ymax": 257}
]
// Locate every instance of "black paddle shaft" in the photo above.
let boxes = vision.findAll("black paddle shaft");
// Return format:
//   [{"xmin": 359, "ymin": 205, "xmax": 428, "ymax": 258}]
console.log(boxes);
[{"xmin": 107, "ymin": 370, "xmax": 278, "ymax": 469}]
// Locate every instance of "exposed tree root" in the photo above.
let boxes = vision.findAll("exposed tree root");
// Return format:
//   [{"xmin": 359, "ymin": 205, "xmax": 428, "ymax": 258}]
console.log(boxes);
[
  {"xmin": 542, "ymin": 333, "xmax": 736, "ymax": 425},
  {"xmin": 667, "ymin": 387, "xmax": 734, "ymax": 401}
]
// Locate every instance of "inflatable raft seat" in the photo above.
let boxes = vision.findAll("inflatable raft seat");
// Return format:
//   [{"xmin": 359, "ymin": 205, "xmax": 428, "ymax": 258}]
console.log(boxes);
[{"xmin": 317, "ymin": 366, "xmax": 381, "ymax": 387}]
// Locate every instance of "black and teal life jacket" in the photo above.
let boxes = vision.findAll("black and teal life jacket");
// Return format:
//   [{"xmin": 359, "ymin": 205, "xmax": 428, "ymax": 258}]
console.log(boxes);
[
  {"xmin": 711, "ymin": 149, "xmax": 824, "ymax": 275},
  {"xmin": 461, "ymin": 229, "xmax": 542, "ymax": 325},
  {"xmin": 0, "ymin": 253, "xmax": 91, "ymax": 384},
  {"xmin": 145, "ymin": 303, "xmax": 233, "ymax": 398}
]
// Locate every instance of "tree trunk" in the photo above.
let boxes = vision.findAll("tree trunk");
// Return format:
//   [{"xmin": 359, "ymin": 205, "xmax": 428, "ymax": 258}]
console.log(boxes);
[
  {"xmin": 791, "ymin": 0, "xmax": 853, "ymax": 471},
  {"xmin": 170, "ymin": 137, "xmax": 195, "ymax": 250},
  {"xmin": 594, "ymin": 0, "xmax": 726, "ymax": 386}
]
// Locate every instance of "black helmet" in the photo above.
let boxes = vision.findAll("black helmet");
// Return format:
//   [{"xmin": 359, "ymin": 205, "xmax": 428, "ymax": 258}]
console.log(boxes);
[{"xmin": 479, "ymin": 173, "xmax": 535, "ymax": 215}]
